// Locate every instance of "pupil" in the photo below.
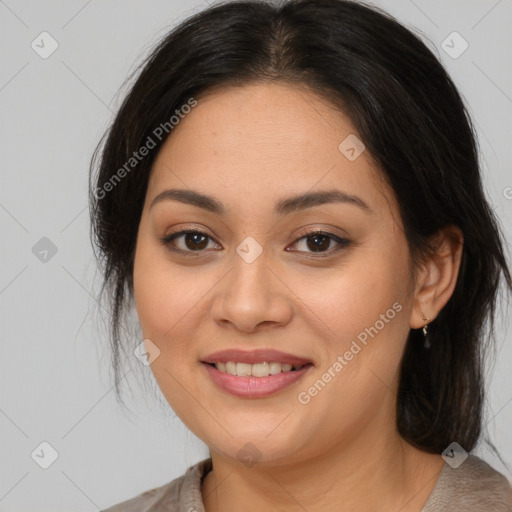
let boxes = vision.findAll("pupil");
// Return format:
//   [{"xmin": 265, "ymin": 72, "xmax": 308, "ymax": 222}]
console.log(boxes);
[
  {"xmin": 307, "ymin": 234, "xmax": 329, "ymax": 252},
  {"xmin": 186, "ymin": 233, "xmax": 208, "ymax": 250}
]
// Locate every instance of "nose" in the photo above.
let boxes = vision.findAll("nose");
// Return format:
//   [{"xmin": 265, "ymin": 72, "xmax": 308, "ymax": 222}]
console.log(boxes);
[{"xmin": 210, "ymin": 249, "xmax": 293, "ymax": 334}]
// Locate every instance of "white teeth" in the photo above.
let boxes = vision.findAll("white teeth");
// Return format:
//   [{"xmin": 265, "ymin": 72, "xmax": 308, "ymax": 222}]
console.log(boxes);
[
  {"xmin": 225, "ymin": 361, "xmax": 237, "ymax": 375},
  {"xmin": 214, "ymin": 361, "xmax": 303, "ymax": 377},
  {"xmin": 269, "ymin": 362, "xmax": 282, "ymax": 375},
  {"xmin": 252, "ymin": 362, "xmax": 270, "ymax": 377},
  {"xmin": 236, "ymin": 362, "xmax": 252, "ymax": 376}
]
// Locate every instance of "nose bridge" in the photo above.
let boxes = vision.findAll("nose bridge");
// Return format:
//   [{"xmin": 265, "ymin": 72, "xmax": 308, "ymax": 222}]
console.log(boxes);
[
  {"xmin": 233, "ymin": 244, "xmax": 270, "ymax": 288},
  {"xmin": 226, "ymin": 242, "xmax": 273, "ymax": 305},
  {"xmin": 228, "ymin": 232, "xmax": 269, "ymax": 283},
  {"xmin": 210, "ymin": 238, "xmax": 292, "ymax": 331}
]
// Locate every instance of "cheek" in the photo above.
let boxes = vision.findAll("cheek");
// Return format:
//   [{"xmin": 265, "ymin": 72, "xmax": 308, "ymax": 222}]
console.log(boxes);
[
  {"xmin": 306, "ymin": 243, "xmax": 411, "ymax": 399},
  {"xmin": 132, "ymin": 235, "xmax": 207, "ymax": 420},
  {"xmin": 133, "ymin": 233, "xmax": 199, "ymax": 342},
  {"xmin": 309, "ymin": 249, "xmax": 409, "ymax": 342}
]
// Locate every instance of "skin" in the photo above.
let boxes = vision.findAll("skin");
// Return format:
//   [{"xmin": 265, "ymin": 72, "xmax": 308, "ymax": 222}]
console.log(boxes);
[{"xmin": 132, "ymin": 82, "xmax": 463, "ymax": 512}]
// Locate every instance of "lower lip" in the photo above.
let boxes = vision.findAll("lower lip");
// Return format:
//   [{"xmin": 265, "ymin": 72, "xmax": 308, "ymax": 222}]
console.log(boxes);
[{"xmin": 201, "ymin": 362, "xmax": 313, "ymax": 398}]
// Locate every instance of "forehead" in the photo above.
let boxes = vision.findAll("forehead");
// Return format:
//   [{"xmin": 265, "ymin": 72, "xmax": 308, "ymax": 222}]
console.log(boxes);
[{"xmin": 147, "ymin": 82, "xmax": 394, "ymax": 218}]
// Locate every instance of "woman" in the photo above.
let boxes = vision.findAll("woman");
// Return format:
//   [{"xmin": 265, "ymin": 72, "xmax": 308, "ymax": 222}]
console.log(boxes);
[{"xmin": 90, "ymin": 0, "xmax": 512, "ymax": 510}]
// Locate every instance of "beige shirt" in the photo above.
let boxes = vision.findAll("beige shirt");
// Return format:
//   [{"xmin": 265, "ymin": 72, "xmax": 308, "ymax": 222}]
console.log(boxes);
[{"xmin": 102, "ymin": 454, "xmax": 512, "ymax": 511}]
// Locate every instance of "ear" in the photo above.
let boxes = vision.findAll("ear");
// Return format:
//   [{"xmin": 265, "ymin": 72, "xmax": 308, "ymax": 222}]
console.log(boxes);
[{"xmin": 410, "ymin": 224, "xmax": 464, "ymax": 329}]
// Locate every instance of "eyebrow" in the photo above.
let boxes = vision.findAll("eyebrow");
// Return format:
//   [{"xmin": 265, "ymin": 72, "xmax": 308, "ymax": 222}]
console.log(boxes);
[{"xmin": 150, "ymin": 188, "xmax": 372, "ymax": 215}]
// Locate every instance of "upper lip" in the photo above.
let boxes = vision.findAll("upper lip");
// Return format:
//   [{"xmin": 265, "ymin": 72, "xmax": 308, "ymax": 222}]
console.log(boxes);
[{"xmin": 202, "ymin": 349, "xmax": 312, "ymax": 366}]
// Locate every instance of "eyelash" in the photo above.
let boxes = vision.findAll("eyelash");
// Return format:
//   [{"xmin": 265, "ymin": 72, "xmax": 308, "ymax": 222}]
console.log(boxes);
[{"xmin": 159, "ymin": 228, "xmax": 350, "ymax": 258}]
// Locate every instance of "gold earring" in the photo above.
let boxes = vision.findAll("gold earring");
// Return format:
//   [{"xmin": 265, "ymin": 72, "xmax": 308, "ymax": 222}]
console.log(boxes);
[{"xmin": 420, "ymin": 312, "xmax": 430, "ymax": 337}]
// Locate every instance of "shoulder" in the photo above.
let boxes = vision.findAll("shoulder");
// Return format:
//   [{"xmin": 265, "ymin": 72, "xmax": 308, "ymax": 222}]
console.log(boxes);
[
  {"xmin": 100, "ymin": 458, "xmax": 212, "ymax": 512},
  {"xmin": 422, "ymin": 454, "xmax": 512, "ymax": 511}
]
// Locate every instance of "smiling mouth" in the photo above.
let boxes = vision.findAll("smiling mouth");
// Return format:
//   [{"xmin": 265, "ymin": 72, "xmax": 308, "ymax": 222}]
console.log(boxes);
[
  {"xmin": 202, "ymin": 360, "xmax": 313, "ymax": 398},
  {"xmin": 207, "ymin": 361, "xmax": 311, "ymax": 377}
]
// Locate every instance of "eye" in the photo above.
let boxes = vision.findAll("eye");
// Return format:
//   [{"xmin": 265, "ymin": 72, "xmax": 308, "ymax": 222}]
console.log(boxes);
[
  {"xmin": 287, "ymin": 229, "xmax": 350, "ymax": 257},
  {"xmin": 160, "ymin": 229, "xmax": 219, "ymax": 256}
]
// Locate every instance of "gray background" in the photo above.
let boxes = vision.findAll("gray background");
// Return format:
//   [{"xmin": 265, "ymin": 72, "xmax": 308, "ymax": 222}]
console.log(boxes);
[{"xmin": 1, "ymin": 0, "xmax": 511, "ymax": 510}]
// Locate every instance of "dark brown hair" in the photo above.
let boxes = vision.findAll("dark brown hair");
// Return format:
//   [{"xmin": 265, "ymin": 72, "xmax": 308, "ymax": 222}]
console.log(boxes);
[{"xmin": 89, "ymin": 0, "xmax": 512, "ymax": 454}]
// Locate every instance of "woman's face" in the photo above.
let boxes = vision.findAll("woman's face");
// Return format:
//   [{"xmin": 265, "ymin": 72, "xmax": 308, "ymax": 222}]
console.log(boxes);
[{"xmin": 133, "ymin": 82, "xmax": 419, "ymax": 465}]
